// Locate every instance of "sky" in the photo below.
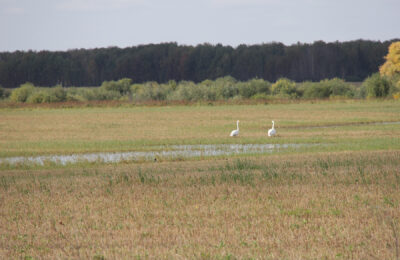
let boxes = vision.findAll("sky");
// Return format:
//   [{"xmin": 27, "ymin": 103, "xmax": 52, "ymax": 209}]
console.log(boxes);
[{"xmin": 1, "ymin": 0, "xmax": 399, "ymax": 52}]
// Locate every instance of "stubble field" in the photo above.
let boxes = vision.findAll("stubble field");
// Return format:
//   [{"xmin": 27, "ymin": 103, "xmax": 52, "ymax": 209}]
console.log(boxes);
[{"xmin": 0, "ymin": 100, "xmax": 399, "ymax": 258}]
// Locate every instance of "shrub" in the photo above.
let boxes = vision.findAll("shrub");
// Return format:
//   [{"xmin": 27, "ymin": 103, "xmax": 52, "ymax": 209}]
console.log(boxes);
[
  {"xmin": 302, "ymin": 78, "xmax": 353, "ymax": 99},
  {"xmin": 168, "ymin": 80, "xmax": 178, "ymax": 91},
  {"xmin": 50, "ymin": 86, "xmax": 67, "ymax": 102},
  {"xmin": 101, "ymin": 78, "xmax": 132, "ymax": 95},
  {"xmin": 323, "ymin": 78, "xmax": 353, "ymax": 97},
  {"xmin": 194, "ymin": 82, "xmax": 217, "ymax": 101},
  {"xmin": 64, "ymin": 87, "xmax": 87, "ymax": 101},
  {"xmin": 213, "ymin": 76, "xmax": 239, "ymax": 99},
  {"xmin": 66, "ymin": 93, "xmax": 86, "ymax": 102},
  {"xmin": 390, "ymin": 75, "xmax": 400, "ymax": 95},
  {"xmin": 302, "ymin": 81, "xmax": 329, "ymax": 98},
  {"xmin": 271, "ymin": 78, "xmax": 298, "ymax": 98},
  {"xmin": 362, "ymin": 73, "xmax": 392, "ymax": 98},
  {"xmin": 10, "ymin": 83, "xmax": 35, "ymax": 102},
  {"xmin": 218, "ymin": 84, "xmax": 239, "ymax": 99},
  {"xmin": 91, "ymin": 88, "xmax": 121, "ymax": 101},
  {"xmin": 25, "ymin": 86, "xmax": 67, "ymax": 103},
  {"xmin": 168, "ymin": 81, "xmax": 196, "ymax": 101},
  {"xmin": 251, "ymin": 93, "xmax": 271, "ymax": 100},
  {"xmin": 189, "ymin": 84, "xmax": 208, "ymax": 101},
  {"xmin": 133, "ymin": 82, "xmax": 172, "ymax": 101},
  {"xmin": 353, "ymin": 84, "xmax": 367, "ymax": 99},
  {"xmin": 27, "ymin": 91, "xmax": 49, "ymax": 103},
  {"xmin": 248, "ymin": 78, "xmax": 271, "ymax": 94},
  {"xmin": 237, "ymin": 82, "xmax": 256, "ymax": 99}
]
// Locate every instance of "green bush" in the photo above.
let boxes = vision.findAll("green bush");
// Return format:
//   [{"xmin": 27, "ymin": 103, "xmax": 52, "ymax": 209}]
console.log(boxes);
[
  {"xmin": 218, "ymin": 84, "xmax": 239, "ymax": 99},
  {"xmin": 362, "ymin": 73, "xmax": 392, "ymax": 98},
  {"xmin": 133, "ymin": 82, "xmax": 172, "ymax": 101},
  {"xmin": 79, "ymin": 88, "xmax": 98, "ymax": 101},
  {"xmin": 303, "ymin": 81, "xmax": 330, "ymax": 98},
  {"xmin": 10, "ymin": 83, "xmax": 35, "ymax": 102},
  {"xmin": 271, "ymin": 78, "xmax": 298, "ymax": 98},
  {"xmin": 247, "ymin": 78, "xmax": 271, "ymax": 94},
  {"xmin": 323, "ymin": 78, "xmax": 352, "ymax": 97},
  {"xmin": 390, "ymin": 75, "xmax": 400, "ymax": 95},
  {"xmin": 52, "ymin": 86, "xmax": 67, "ymax": 102},
  {"xmin": 27, "ymin": 91, "xmax": 49, "ymax": 103},
  {"xmin": 353, "ymin": 84, "xmax": 367, "ymax": 99},
  {"xmin": 212, "ymin": 76, "xmax": 238, "ymax": 100},
  {"xmin": 202, "ymin": 85, "xmax": 217, "ymax": 101},
  {"xmin": 101, "ymin": 78, "xmax": 132, "ymax": 95},
  {"xmin": 188, "ymin": 84, "xmax": 207, "ymax": 101},
  {"xmin": 64, "ymin": 87, "xmax": 87, "ymax": 101},
  {"xmin": 69, "ymin": 87, "xmax": 120, "ymax": 101},
  {"xmin": 91, "ymin": 88, "xmax": 121, "ymax": 101},
  {"xmin": 302, "ymin": 78, "xmax": 353, "ymax": 99},
  {"xmin": 4, "ymin": 77, "xmax": 381, "ymax": 103},
  {"xmin": 198, "ymin": 80, "xmax": 217, "ymax": 101},
  {"xmin": 237, "ymin": 82, "xmax": 256, "ymax": 98},
  {"xmin": 167, "ymin": 81, "xmax": 196, "ymax": 101},
  {"xmin": 66, "ymin": 93, "xmax": 86, "ymax": 102},
  {"xmin": 251, "ymin": 93, "xmax": 271, "ymax": 100},
  {"xmin": 25, "ymin": 86, "xmax": 67, "ymax": 103}
]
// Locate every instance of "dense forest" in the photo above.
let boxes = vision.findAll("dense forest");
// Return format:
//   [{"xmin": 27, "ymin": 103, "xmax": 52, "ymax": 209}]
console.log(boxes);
[{"xmin": 0, "ymin": 40, "xmax": 398, "ymax": 88}]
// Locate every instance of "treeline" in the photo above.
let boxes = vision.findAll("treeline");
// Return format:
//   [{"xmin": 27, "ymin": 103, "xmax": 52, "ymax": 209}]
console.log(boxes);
[
  {"xmin": 2, "ymin": 75, "xmax": 399, "ymax": 104},
  {"xmin": 0, "ymin": 40, "xmax": 398, "ymax": 88}
]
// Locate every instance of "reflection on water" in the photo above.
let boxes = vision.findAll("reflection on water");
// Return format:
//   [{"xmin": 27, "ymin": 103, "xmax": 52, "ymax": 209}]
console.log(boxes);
[{"xmin": 0, "ymin": 143, "xmax": 315, "ymax": 166}]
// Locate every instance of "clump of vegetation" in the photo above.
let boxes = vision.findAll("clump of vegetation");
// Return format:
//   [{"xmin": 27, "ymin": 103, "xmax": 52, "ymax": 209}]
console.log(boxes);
[
  {"xmin": 101, "ymin": 78, "xmax": 132, "ymax": 95},
  {"xmin": 10, "ymin": 82, "xmax": 35, "ymax": 102},
  {"xmin": 26, "ymin": 86, "xmax": 67, "ymax": 103},
  {"xmin": 271, "ymin": 78, "xmax": 298, "ymax": 98},
  {"xmin": 379, "ymin": 41, "xmax": 400, "ymax": 98},
  {"xmin": 3, "ymin": 74, "xmax": 400, "ymax": 104},
  {"xmin": 133, "ymin": 81, "xmax": 173, "ymax": 101},
  {"xmin": 362, "ymin": 73, "xmax": 392, "ymax": 98},
  {"xmin": 302, "ymin": 78, "xmax": 353, "ymax": 99}
]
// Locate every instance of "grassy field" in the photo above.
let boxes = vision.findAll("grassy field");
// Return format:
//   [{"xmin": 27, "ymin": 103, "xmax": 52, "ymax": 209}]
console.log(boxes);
[
  {"xmin": 0, "ymin": 100, "xmax": 400, "ymax": 258},
  {"xmin": 1, "ymin": 100, "xmax": 400, "ymax": 158}
]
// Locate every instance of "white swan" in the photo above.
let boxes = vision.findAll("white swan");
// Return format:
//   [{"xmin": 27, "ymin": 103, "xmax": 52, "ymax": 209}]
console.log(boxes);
[
  {"xmin": 230, "ymin": 120, "xmax": 239, "ymax": 137},
  {"xmin": 268, "ymin": 120, "xmax": 276, "ymax": 137}
]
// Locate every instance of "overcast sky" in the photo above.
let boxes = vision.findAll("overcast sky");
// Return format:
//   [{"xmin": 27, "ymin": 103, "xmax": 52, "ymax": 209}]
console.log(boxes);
[{"xmin": 1, "ymin": 0, "xmax": 399, "ymax": 52}]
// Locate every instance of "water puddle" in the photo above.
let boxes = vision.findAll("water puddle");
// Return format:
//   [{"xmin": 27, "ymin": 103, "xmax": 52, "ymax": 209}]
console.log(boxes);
[{"xmin": 0, "ymin": 143, "xmax": 313, "ymax": 166}]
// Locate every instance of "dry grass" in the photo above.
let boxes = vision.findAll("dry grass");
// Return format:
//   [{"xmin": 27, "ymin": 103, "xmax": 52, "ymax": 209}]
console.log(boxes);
[
  {"xmin": 0, "ymin": 98, "xmax": 365, "ymax": 109},
  {"xmin": 1, "ymin": 100, "xmax": 399, "ymax": 258},
  {"xmin": 1, "ymin": 151, "xmax": 399, "ymax": 259}
]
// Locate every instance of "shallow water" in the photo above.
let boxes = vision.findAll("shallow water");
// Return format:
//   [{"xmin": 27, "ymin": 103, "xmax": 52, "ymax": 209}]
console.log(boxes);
[{"xmin": 0, "ymin": 143, "xmax": 313, "ymax": 166}]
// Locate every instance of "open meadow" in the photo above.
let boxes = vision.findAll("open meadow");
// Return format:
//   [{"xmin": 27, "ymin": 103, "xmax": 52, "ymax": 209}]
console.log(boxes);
[{"xmin": 0, "ymin": 100, "xmax": 400, "ymax": 258}]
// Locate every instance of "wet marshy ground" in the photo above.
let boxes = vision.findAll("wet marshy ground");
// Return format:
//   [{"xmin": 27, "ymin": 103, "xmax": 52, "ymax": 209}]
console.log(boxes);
[{"xmin": 0, "ymin": 143, "xmax": 315, "ymax": 166}]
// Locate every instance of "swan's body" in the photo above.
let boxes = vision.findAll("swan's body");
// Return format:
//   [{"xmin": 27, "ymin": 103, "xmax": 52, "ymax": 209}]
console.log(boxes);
[
  {"xmin": 268, "ymin": 120, "xmax": 276, "ymax": 137},
  {"xmin": 230, "ymin": 120, "xmax": 240, "ymax": 137}
]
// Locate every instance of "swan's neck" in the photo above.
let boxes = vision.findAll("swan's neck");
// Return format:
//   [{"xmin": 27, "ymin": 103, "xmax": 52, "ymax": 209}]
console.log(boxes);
[
  {"xmin": 272, "ymin": 121, "xmax": 275, "ymax": 129},
  {"xmin": 237, "ymin": 121, "xmax": 239, "ymax": 130}
]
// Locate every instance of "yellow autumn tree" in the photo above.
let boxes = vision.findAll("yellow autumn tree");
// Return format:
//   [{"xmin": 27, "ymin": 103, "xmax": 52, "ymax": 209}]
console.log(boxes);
[
  {"xmin": 380, "ymin": 41, "xmax": 400, "ymax": 98},
  {"xmin": 380, "ymin": 41, "xmax": 400, "ymax": 77}
]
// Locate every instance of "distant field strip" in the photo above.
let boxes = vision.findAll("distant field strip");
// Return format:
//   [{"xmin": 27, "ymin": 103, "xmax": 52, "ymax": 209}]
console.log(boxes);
[{"xmin": 0, "ymin": 100, "xmax": 399, "ymax": 158}]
